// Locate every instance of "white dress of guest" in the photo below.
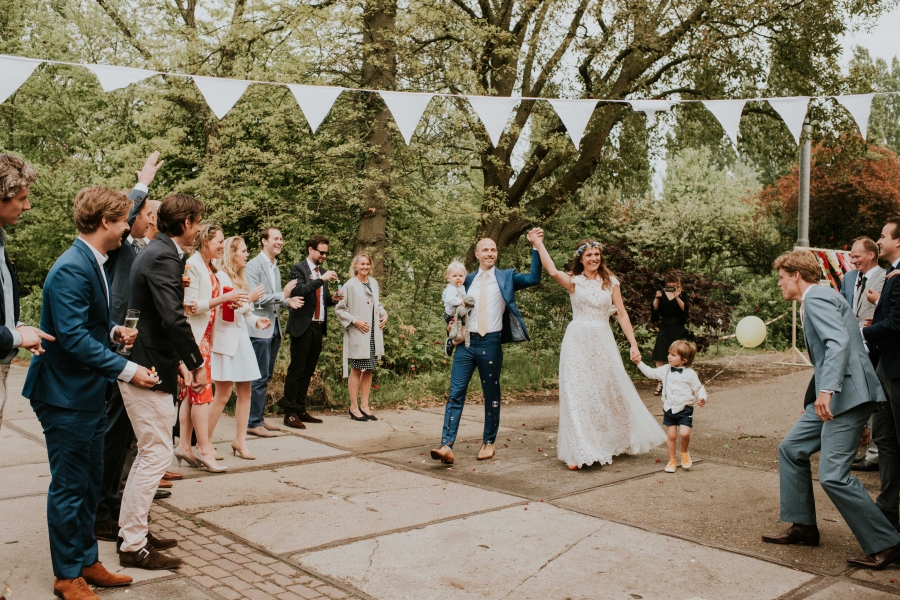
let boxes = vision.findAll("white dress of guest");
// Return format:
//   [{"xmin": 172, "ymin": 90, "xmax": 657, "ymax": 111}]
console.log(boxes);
[
  {"xmin": 211, "ymin": 271, "xmax": 262, "ymax": 383},
  {"xmin": 557, "ymin": 275, "xmax": 667, "ymax": 467}
]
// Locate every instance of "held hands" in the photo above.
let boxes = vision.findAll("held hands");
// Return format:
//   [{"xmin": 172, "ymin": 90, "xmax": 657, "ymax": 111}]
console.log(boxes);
[
  {"xmin": 132, "ymin": 366, "xmax": 160, "ymax": 389},
  {"xmin": 814, "ymin": 391, "xmax": 834, "ymax": 422},
  {"xmin": 379, "ymin": 313, "xmax": 388, "ymax": 329},
  {"xmin": 113, "ymin": 325, "xmax": 138, "ymax": 347},
  {"xmin": 283, "ymin": 279, "xmax": 297, "ymax": 298},
  {"xmin": 177, "ymin": 362, "xmax": 192, "ymax": 389},
  {"xmin": 191, "ymin": 365, "xmax": 208, "ymax": 395},
  {"xmin": 136, "ymin": 151, "xmax": 164, "ymax": 187},
  {"xmin": 526, "ymin": 227, "xmax": 544, "ymax": 246},
  {"xmin": 16, "ymin": 325, "xmax": 55, "ymax": 355},
  {"xmin": 248, "ymin": 285, "xmax": 265, "ymax": 304},
  {"xmin": 697, "ymin": 397, "xmax": 706, "ymax": 407},
  {"xmin": 629, "ymin": 345, "xmax": 641, "ymax": 363},
  {"xmin": 287, "ymin": 296, "xmax": 304, "ymax": 310},
  {"xmin": 256, "ymin": 318, "xmax": 273, "ymax": 330},
  {"xmin": 355, "ymin": 319, "xmax": 371, "ymax": 333}
]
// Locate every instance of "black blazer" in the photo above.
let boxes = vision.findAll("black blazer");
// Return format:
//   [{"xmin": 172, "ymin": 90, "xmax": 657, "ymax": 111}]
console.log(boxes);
[
  {"xmin": 285, "ymin": 259, "xmax": 337, "ymax": 338},
  {"xmin": 127, "ymin": 233, "xmax": 203, "ymax": 395},
  {"xmin": 106, "ymin": 187, "xmax": 149, "ymax": 327},
  {"xmin": 863, "ymin": 266, "xmax": 900, "ymax": 380},
  {"xmin": 0, "ymin": 248, "xmax": 21, "ymax": 357}
]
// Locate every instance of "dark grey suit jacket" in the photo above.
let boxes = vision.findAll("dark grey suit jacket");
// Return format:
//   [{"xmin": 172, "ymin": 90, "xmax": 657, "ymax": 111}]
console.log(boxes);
[{"xmin": 106, "ymin": 187, "xmax": 149, "ymax": 326}]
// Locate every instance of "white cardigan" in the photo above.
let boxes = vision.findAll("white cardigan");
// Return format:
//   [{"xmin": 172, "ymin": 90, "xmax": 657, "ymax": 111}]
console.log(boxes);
[
  {"xmin": 211, "ymin": 270, "xmax": 260, "ymax": 357},
  {"xmin": 184, "ymin": 251, "xmax": 216, "ymax": 345}
]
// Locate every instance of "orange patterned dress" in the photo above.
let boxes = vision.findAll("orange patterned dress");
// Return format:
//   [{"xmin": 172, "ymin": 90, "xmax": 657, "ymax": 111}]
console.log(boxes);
[{"xmin": 189, "ymin": 264, "xmax": 219, "ymax": 405}]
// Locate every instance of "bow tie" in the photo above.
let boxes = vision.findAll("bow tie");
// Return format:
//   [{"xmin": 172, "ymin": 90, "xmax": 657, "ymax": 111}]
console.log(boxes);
[{"xmin": 670, "ymin": 367, "xmax": 683, "ymax": 373}]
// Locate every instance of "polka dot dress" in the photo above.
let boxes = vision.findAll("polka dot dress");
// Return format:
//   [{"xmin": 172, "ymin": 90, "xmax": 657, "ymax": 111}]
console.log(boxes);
[{"xmin": 350, "ymin": 281, "xmax": 378, "ymax": 371}]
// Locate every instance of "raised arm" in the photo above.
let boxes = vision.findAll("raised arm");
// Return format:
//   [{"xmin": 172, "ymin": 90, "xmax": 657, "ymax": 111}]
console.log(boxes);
[{"xmin": 528, "ymin": 228, "xmax": 574, "ymax": 294}]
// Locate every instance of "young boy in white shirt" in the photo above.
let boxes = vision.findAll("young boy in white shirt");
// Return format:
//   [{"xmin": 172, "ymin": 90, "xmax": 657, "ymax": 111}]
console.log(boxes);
[{"xmin": 632, "ymin": 340, "xmax": 707, "ymax": 473}]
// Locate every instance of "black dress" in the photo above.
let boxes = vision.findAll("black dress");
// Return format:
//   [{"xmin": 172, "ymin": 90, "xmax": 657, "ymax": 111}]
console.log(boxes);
[{"xmin": 651, "ymin": 293, "xmax": 689, "ymax": 362}]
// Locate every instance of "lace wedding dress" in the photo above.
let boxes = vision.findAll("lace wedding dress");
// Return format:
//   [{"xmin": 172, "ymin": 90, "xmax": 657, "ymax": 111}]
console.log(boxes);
[{"xmin": 557, "ymin": 275, "xmax": 667, "ymax": 467}]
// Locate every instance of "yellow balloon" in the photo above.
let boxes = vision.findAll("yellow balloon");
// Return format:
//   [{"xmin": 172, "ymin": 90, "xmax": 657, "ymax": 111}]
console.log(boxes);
[{"xmin": 735, "ymin": 316, "xmax": 767, "ymax": 348}]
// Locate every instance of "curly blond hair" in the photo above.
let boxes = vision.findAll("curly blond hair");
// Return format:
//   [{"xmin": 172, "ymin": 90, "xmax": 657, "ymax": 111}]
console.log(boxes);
[{"xmin": 0, "ymin": 154, "xmax": 37, "ymax": 202}]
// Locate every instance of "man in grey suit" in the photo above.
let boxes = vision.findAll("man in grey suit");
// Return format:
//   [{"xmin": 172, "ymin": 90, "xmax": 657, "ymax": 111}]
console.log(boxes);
[
  {"xmin": 246, "ymin": 227, "xmax": 303, "ymax": 437},
  {"xmin": 839, "ymin": 236, "xmax": 885, "ymax": 472},
  {"xmin": 763, "ymin": 250, "xmax": 900, "ymax": 569}
]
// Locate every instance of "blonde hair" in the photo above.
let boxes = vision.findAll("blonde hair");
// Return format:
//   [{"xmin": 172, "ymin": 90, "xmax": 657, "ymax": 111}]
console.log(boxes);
[
  {"xmin": 773, "ymin": 250, "xmax": 820, "ymax": 284},
  {"xmin": 0, "ymin": 153, "xmax": 37, "ymax": 202},
  {"xmin": 669, "ymin": 340, "xmax": 698, "ymax": 367},
  {"xmin": 220, "ymin": 236, "xmax": 248, "ymax": 290},
  {"xmin": 196, "ymin": 223, "xmax": 223, "ymax": 272},
  {"xmin": 350, "ymin": 251, "xmax": 372, "ymax": 277},
  {"xmin": 446, "ymin": 259, "xmax": 466, "ymax": 278}
]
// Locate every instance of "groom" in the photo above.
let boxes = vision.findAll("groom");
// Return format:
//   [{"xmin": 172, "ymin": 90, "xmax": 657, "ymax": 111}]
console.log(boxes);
[
  {"xmin": 431, "ymin": 233, "xmax": 541, "ymax": 464},
  {"xmin": 763, "ymin": 250, "xmax": 900, "ymax": 569}
]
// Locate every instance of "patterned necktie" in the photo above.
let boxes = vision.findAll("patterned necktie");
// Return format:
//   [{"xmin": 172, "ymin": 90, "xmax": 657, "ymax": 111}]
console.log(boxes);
[
  {"xmin": 131, "ymin": 239, "xmax": 141, "ymax": 254},
  {"xmin": 314, "ymin": 266, "xmax": 322, "ymax": 320},
  {"xmin": 477, "ymin": 271, "xmax": 488, "ymax": 336}
]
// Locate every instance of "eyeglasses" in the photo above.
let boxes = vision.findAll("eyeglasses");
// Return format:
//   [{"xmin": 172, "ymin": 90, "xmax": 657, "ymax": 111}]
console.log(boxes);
[{"xmin": 315, "ymin": 250, "xmax": 329, "ymax": 256}]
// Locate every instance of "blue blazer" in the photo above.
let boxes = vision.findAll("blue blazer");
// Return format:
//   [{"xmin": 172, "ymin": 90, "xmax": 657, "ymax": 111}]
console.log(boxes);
[
  {"xmin": 23, "ymin": 238, "xmax": 128, "ymax": 412},
  {"xmin": 464, "ymin": 249, "xmax": 542, "ymax": 344}
]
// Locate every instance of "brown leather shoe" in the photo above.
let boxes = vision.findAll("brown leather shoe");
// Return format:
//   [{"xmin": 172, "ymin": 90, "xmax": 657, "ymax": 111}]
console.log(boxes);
[
  {"xmin": 430, "ymin": 445, "xmax": 454, "ymax": 464},
  {"xmin": 848, "ymin": 542, "xmax": 900, "ymax": 569},
  {"xmin": 762, "ymin": 524, "xmax": 820, "ymax": 546},
  {"xmin": 119, "ymin": 544, "xmax": 182, "ymax": 570},
  {"xmin": 299, "ymin": 412, "xmax": 323, "ymax": 424},
  {"xmin": 157, "ymin": 478, "xmax": 172, "ymax": 489},
  {"xmin": 284, "ymin": 414, "xmax": 306, "ymax": 429},
  {"xmin": 53, "ymin": 577, "xmax": 99, "ymax": 600},
  {"xmin": 162, "ymin": 471, "xmax": 183, "ymax": 481},
  {"xmin": 81, "ymin": 561, "xmax": 132, "ymax": 587},
  {"xmin": 93, "ymin": 519, "xmax": 118, "ymax": 542},
  {"xmin": 117, "ymin": 532, "xmax": 177, "ymax": 553},
  {"xmin": 477, "ymin": 443, "xmax": 495, "ymax": 461}
]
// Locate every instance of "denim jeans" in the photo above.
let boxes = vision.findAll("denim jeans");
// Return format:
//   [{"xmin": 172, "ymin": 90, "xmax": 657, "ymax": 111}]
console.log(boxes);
[
  {"xmin": 441, "ymin": 332, "xmax": 503, "ymax": 447},
  {"xmin": 249, "ymin": 332, "xmax": 281, "ymax": 428}
]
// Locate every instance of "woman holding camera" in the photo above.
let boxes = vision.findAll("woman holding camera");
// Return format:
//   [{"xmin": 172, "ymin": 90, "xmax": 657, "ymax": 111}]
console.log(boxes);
[{"xmin": 650, "ymin": 272, "xmax": 690, "ymax": 395}]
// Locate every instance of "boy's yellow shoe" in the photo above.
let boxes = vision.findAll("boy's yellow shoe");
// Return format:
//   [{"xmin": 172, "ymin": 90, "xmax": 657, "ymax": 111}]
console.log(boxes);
[
  {"xmin": 664, "ymin": 459, "xmax": 677, "ymax": 473},
  {"xmin": 681, "ymin": 452, "xmax": 692, "ymax": 470}
]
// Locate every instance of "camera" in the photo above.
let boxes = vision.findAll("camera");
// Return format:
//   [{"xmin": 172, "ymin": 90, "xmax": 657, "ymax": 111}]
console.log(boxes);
[{"xmin": 663, "ymin": 286, "xmax": 675, "ymax": 293}]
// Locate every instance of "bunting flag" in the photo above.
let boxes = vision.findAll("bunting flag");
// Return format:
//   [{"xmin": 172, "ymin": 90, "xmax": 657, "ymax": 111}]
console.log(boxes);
[
  {"xmin": 192, "ymin": 76, "xmax": 251, "ymax": 120},
  {"xmin": 0, "ymin": 55, "xmax": 43, "ymax": 104},
  {"xmin": 466, "ymin": 95, "xmax": 519, "ymax": 146},
  {"xmin": 628, "ymin": 100, "xmax": 674, "ymax": 125},
  {"xmin": 701, "ymin": 99, "xmax": 747, "ymax": 147},
  {"xmin": 85, "ymin": 64, "xmax": 158, "ymax": 92},
  {"xmin": 287, "ymin": 84, "xmax": 344, "ymax": 133},
  {"xmin": 380, "ymin": 91, "xmax": 434, "ymax": 145},
  {"xmin": 835, "ymin": 94, "xmax": 875, "ymax": 140},
  {"xmin": 547, "ymin": 99, "xmax": 598, "ymax": 149},
  {"xmin": 768, "ymin": 97, "xmax": 810, "ymax": 145}
]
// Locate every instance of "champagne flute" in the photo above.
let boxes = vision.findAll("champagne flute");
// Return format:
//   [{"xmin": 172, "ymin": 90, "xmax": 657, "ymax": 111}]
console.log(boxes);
[{"xmin": 116, "ymin": 309, "xmax": 140, "ymax": 356}]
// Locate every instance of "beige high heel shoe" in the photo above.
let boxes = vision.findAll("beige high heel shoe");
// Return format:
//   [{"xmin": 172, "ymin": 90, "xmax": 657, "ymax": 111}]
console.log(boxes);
[
  {"xmin": 231, "ymin": 442, "xmax": 256, "ymax": 460},
  {"xmin": 174, "ymin": 448, "xmax": 199, "ymax": 468},
  {"xmin": 196, "ymin": 451, "xmax": 228, "ymax": 473}
]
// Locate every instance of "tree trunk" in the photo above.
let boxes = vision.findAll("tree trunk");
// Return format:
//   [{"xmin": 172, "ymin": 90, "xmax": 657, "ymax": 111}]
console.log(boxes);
[{"xmin": 354, "ymin": 0, "xmax": 396, "ymax": 276}]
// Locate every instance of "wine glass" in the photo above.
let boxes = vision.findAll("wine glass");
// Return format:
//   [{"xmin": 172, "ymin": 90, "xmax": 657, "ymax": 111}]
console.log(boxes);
[{"xmin": 116, "ymin": 309, "xmax": 140, "ymax": 356}]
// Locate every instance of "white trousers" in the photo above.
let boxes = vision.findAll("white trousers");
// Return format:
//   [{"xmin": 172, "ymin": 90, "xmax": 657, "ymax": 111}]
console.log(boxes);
[
  {"xmin": 117, "ymin": 382, "xmax": 174, "ymax": 552},
  {"xmin": 0, "ymin": 363, "xmax": 10, "ymax": 427}
]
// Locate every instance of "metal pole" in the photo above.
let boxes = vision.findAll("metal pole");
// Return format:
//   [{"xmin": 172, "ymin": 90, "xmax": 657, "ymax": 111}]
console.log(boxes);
[{"xmin": 796, "ymin": 117, "xmax": 811, "ymax": 248}]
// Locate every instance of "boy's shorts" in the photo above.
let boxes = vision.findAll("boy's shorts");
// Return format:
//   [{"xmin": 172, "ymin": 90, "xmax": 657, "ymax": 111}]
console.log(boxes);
[{"xmin": 663, "ymin": 406, "xmax": 693, "ymax": 427}]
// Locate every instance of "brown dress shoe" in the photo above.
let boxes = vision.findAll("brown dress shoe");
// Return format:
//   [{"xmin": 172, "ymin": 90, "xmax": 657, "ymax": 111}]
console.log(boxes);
[
  {"xmin": 847, "ymin": 542, "xmax": 900, "ymax": 569},
  {"xmin": 82, "ymin": 561, "xmax": 132, "ymax": 587},
  {"xmin": 158, "ymin": 478, "xmax": 173, "ymax": 489},
  {"xmin": 284, "ymin": 414, "xmax": 306, "ymax": 429},
  {"xmin": 162, "ymin": 471, "xmax": 183, "ymax": 481},
  {"xmin": 762, "ymin": 524, "xmax": 820, "ymax": 546},
  {"xmin": 299, "ymin": 412, "xmax": 323, "ymax": 424},
  {"xmin": 53, "ymin": 577, "xmax": 99, "ymax": 600},
  {"xmin": 117, "ymin": 532, "xmax": 177, "ymax": 553},
  {"xmin": 119, "ymin": 544, "xmax": 182, "ymax": 570},
  {"xmin": 477, "ymin": 443, "xmax": 495, "ymax": 461},
  {"xmin": 93, "ymin": 519, "xmax": 118, "ymax": 542},
  {"xmin": 247, "ymin": 425, "xmax": 277, "ymax": 437},
  {"xmin": 430, "ymin": 445, "xmax": 454, "ymax": 464}
]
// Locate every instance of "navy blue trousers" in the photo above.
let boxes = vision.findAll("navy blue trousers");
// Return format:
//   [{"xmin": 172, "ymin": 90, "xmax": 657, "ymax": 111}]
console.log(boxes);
[
  {"xmin": 32, "ymin": 400, "xmax": 105, "ymax": 578},
  {"xmin": 250, "ymin": 331, "xmax": 281, "ymax": 428},
  {"xmin": 441, "ymin": 332, "xmax": 502, "ymax": 447}
]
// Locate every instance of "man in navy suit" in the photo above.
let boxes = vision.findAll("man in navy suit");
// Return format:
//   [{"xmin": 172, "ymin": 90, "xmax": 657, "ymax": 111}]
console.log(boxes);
[
  {"xmin": 23, "ymin": 186, "xmax": 159, "ymax": 599},
  {"xmin": 431, "ymin": 234, "xmax": 542, "ymax": 464}
]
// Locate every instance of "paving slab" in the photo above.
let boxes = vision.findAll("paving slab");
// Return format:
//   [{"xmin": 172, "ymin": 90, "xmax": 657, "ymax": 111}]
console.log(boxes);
[
  {"xmin": 372, "ymin": 434, "xmax": 669, "ymax": 500},
  {"xmin": 0, "ymin": 461, "xmax": 51, "ymax": 499},
  {"xmin": 183, "ymin": 457, "xmax": 519, "ymax": 555},
  {"xmin": 0, "ymin": 496, "xmax": 170, "ymax": 600},
  {"xmin": 96, "ymin": 578, "xmax": 214, "ymax": 598},
  {"xmin": 0, "ymin": 374, "xmax": 32, "ymax": 421},
  {"xmin": 555, "ymin": 461, "xmax": 866, "ymax": 573},
  {"xmin": 296, "ymin": 502, "xmax": 814, "ymax": 600},
  {"xmin": 167, "ymin": 433, "xmax": 348, "ymax": 477},
  {"xmin": 291, "ymin": 408, "xmax": 514, "ymax": 454},
  {"xmin": 420, "ymin": 400, "xmax": 561, "ymax": 432},
  {"xmin": 851, "ymin": 566, "xmax": 900, "ymax": 590},
  {"xmin": 0, "ymin": 424, "xmax": 47, "ymax": 467},
  {"xmin": 3, "ymin": 413, "xmax": 45, "ymax": 443},
  {"xmin": 803, "ymin": 580, "xmax": 900, "ymax": 599}
]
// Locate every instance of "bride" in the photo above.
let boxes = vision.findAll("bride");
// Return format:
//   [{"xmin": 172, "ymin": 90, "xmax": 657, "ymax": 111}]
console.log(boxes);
[{"xmin": 531, "ymin": 229, "xmax": 666, "ymax": 469}]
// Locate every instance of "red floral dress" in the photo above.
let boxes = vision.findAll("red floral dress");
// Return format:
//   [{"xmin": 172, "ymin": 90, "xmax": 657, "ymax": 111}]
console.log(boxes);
[{"xmin": 189, "ymin": 264, "xmax": 219, "ymax": 405}]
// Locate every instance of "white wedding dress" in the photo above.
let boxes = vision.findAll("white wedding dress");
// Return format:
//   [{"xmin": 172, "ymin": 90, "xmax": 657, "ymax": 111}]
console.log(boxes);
[{"xmin": 557, "ymin": 275, "xmax": 667, "ymax": 467}]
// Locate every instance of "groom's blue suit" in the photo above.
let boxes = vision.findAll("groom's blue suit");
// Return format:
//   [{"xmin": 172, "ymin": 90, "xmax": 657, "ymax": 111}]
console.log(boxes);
[{"xmin": 441, "ymin": 249, "xmax": 541, "ymax": 447}]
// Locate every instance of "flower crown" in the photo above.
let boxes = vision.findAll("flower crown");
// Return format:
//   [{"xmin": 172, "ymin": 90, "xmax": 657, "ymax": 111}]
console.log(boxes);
[{"xmin": 574, "ymin": 241, "xmax": 603, "ymax": 257}]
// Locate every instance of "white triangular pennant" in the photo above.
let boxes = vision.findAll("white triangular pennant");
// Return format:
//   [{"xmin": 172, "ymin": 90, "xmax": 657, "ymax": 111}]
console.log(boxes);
[
  {"xmin": 286, "ymin": 85, "xmax": 344, "ymax": 133},
  {"xmin": 628, "ymin": 100, "xmax": 674, "ymax": 126},
  {"xmin": 192, "ymin": 75, "xmax": 251, "ymax": 120},
  {"xmin": 548, "ymin": 99, "xmax": 598, "ymax": 149},
  {"xmin": 84, "ymin": 64, "xmax": 157, "ymax": 92},
  {"xmin": 466, "ymin": 95, "xmax": 520, "ymax": 147},
  {"xmin": 701, "ymin": 99, "xmax": 747, "ymax": 147},
  {"xmin": 836, "ymin": 94, "xmax": 875, "ymax": 140},
  {"xmin": 380, "ymin": 91, "xmax": 433, "ymax": 145},
  {"xmin": 768, "ymin": 97, "xmax": 810, "ymax": 145},
  {"xmin": 0, "ymin": 55, "xmax": 43, "ymax": 104}
]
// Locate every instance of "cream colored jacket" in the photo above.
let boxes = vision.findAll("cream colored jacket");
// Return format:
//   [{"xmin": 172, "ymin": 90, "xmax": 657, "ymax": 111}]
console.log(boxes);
[{"xmin": 335, "ymin": 276, "xmax": 387, "ymax": 377}]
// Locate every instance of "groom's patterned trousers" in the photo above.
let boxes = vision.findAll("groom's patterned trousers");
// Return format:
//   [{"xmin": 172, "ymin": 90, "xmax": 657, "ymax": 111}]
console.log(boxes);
[{"xmin": 441, "ymin": 332, "xmax": 502, "ymax": 447}]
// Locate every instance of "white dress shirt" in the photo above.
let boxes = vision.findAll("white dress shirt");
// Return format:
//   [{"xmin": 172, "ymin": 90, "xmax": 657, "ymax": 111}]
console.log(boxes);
[
  {"xmin": 467, "ymin": 267, "xmax": 505, "ymax": 334},
  {"xmin": 266, "ymin": 256, "xmax": 279, "ymax": 291},
  {"xmin": 307, "ymin": 258, "xmax": 324, "ymax": 322},
  {"xmin": 78, "ymin": 237, "xmax": 137, "ymax": 383},
  {"xmin": 637, "ymin": 362, "xmax": 707, "ymax": 414}
]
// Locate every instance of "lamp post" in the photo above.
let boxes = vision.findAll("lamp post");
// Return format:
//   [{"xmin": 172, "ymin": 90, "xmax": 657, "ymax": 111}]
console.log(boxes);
[{"xmin": 796, "ymin": 116, "xmax": 811, "ymax": 248}]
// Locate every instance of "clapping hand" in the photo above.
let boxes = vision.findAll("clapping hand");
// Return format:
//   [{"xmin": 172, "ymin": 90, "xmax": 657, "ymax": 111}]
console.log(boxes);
[
  {"xmin": 283, "ymin": 279, "xmax": 297, "ymax": 298},
  {"xmin": 287, "ymin": 296, "xmax": 304, "ymax": 309},
  {"xmin": 257, "ymin": 318, "xmax": 273, "ymax": 330},
  {"xmin": 16, "ymin": 325, "xmax": 55, "ymax": 355}
]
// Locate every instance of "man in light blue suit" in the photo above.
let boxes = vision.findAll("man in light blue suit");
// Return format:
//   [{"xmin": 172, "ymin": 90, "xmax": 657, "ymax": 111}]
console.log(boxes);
[
  {"xmin": 763, "ymin": 250, "xmax": 900, "ymax": 570},
  {"xmin": 431, "ymin": 234, "xmax": 541, "ymax": 464},
  {"xmin": 23, "ymin": 187, "xmax": 159, "ymax": 598}
]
